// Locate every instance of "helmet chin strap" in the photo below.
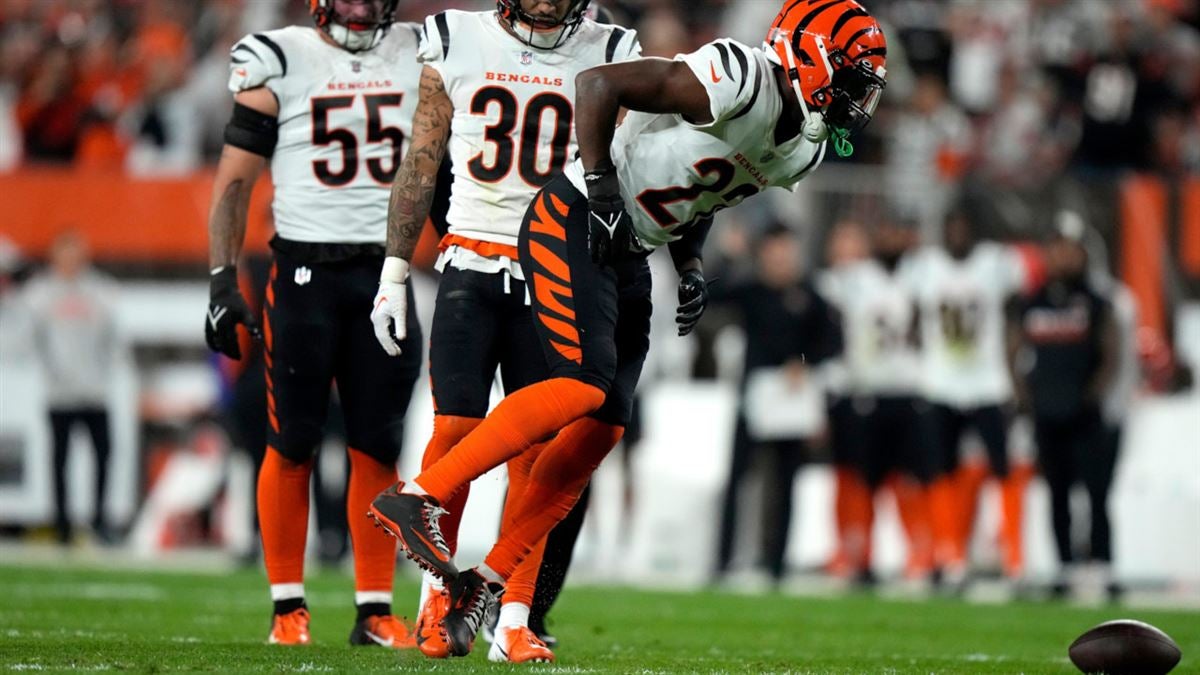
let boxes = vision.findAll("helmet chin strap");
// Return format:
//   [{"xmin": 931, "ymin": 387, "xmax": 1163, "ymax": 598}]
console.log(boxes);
[{"xmin": 781, "ymin": 36, "xmax": 828, "ymax": 144}]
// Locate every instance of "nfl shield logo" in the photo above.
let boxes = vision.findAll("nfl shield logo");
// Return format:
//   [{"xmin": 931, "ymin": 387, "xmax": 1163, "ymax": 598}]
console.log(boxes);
[
  {"xmin": 294, "ymin": 267, "xmax": 312, "ymax": 286},
  {"xmin": 520, "ymin": 51, "xmax": 533, "ymax": 66},
  {"xmin": 351, "ymin": 60, "xmax": 362, "ymax": 74}
]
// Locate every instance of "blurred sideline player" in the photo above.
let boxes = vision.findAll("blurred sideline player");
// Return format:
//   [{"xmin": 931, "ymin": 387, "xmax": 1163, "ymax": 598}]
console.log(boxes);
[
  {"xmin": 820, "ymin": 216, "xmax": 933, "ymax": 583},
  {"xmin": 204, "ymin": 0, "xmax": 422, "ymax": 647},
  {"xmin": 901, "ymin": 208, "xmax": 1038, "ymax": 586},
  {"xmin": 366, "ymin": 0, "xmax": 640, "ymax": 661},
  {"xmin": 371, "ymin": 0, "xmax": 889, "ymax": 655}
]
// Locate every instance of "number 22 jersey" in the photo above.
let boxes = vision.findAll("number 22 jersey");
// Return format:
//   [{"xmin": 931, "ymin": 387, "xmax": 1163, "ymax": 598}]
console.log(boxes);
[
  {"xmin": 563, "ymin": 39, "xmax": 826, "ymax": 250},
  {"xmin": 419, "ymin": 10, "xmax": 640, "ymax": 252},
  {"xmin": 228, "ymin": 24, "xmax": 422, "ymax": 245}
]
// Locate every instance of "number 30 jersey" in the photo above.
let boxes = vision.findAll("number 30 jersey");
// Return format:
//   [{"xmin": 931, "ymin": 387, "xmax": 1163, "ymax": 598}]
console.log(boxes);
[
  {"xmin": 419, "ymin": 10, "xmax": 640, "ymax": 250},
  {"xmin": 228, "ymin": 25, "xmax": 422, "ymax": 244},
  {"xmin": 564, "ymin": 39, "xmax": 825, "ymax": 250}
]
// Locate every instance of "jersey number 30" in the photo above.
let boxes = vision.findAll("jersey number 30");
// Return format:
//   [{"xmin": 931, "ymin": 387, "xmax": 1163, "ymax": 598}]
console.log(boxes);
[
  {"xmin": 311, "ymin": 94, "xmax": 404, "ymax": 187},
  {"xmin": 468, "ymin": 87, "xmax": 572, "ymax": 187}
]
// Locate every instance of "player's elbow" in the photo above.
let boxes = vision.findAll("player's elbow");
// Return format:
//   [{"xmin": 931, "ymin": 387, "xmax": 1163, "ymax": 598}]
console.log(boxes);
[{"xmin": 575, "ymin": 66, "xmax": 615, "ymax": 104}]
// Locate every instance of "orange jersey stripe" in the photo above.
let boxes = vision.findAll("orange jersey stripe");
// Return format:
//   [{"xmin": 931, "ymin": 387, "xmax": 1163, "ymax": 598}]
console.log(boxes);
[{"xmin": 529, "ymin": 240, "xmax": 571, "ymax": 284}]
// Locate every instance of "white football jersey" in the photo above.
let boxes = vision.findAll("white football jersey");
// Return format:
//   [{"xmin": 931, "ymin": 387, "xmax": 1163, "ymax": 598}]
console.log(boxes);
[
  {"xmin": 564, "ymin": 39, "xmax": 825, "ymax": 250},
  {"xmin": 228, "ymin": 24, "xmax": 422, "ymax": 244},
  {"xmin": 820, "ymin": 259, "xmax": 921, "ymax": 396},
  {"xmin": 419, "ymin": 11, "xmax": 640, "ymax": 250},
  {"xmin": 901, "ymin": 243, "xmax": 1029, "ymax": 407}
]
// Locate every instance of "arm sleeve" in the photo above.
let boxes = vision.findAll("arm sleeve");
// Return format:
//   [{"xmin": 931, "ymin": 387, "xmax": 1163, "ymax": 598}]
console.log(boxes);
[
  {"xmin": 674, "ymin": 39, "xmax": 761, "ymax": 130},
  {"xmin": 667, "ymin": 216, "xmax": 713, "ymax": 271},
  {"xmin": 228, "ymin": 33, "xmax": 287, "ymax": 94}
]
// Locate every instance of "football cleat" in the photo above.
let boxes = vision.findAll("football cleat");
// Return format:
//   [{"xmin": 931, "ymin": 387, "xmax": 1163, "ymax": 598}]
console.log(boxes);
[
  {"xmin": 348, "ymin": 614, "xmax": 417, "ymax": 649},
  {"xmin": 368, "ymin": 482, "xmax": 458, "ymax": 580},
  {"xmin": 528, "ymin": 616, "xmax": 558, "ymax": 648},
  {"xmin": 488, "ymin": 625, "xmax": 556, "ymax": 663},
  {"xmin": 267, "ymin": 608, "xmax": 311, "ymax": 645},
  {"xmin": 444, "ymin": 568, "xmax": 502, "ymax": 657},
  {"xmin": 415, "ymin": 587, "xmax": 452, "ymax": 658}
]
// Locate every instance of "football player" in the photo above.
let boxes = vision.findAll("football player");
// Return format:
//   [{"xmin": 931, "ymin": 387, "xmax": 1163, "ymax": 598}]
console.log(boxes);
[
  {"xmin": 820, "ymin": 216, "xmax": 933, "ymax": 584},
  {"xmin": 370, "ymin": 0, "xmax": 887, "ymax": 655},
  {"xmin": 901, "ymin": 208, "xmax": 1036, "ymax": 586},
  {"xmin": 365, "ymin": 0, "xmax": 639, "ymax": 662},
  {"xmin": 204, "ymin": 0, "xmax": 422, "ymax": 647}
]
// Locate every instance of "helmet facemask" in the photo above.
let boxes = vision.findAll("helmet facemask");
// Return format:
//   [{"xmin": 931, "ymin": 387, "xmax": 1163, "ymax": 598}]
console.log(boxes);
[
  {"xmin": 497, "ymin": 0, "xmax": 592, "ymax": 50},
  {"xmin": 312, "ymin": 0, "xmax": 399, "ymax": 53}
]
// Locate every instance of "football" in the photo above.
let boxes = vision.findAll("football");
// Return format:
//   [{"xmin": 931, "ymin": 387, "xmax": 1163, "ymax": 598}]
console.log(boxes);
[{"xmin": 1069, "ymin": 619, "xmax": 1182, "ymax": 675}]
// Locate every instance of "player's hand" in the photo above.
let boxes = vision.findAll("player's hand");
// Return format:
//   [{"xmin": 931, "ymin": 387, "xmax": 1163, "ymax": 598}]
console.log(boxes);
[
  {"xmin": 371, "ymin": 257, "xmax": 410, "ymax": 357},
  {"xmin": 676, "ymin": 268, "xmax": 709, "ymax": 336},
  {"xmin": 585, "ymin": 164, "xmax": 639, "ymax": 265},
  {"xmin": 205, "ymin": 265, "xmax": 261, "ymax": 360}
]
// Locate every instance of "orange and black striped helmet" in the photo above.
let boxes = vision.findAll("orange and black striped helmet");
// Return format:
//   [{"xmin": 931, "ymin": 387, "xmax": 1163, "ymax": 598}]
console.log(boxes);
[{"xmin": 766, "ymin": 0, "xmax": 887, "ymax": 133}]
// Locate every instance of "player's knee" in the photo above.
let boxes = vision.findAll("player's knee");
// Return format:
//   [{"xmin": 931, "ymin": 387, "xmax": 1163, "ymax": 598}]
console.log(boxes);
[
  {"xmin": 345, "ymin": 420, "xmax": 404, "ymax": 465},
  {"xmin": 273, "ymin": 421, "xmax": 324, "ymax": 463}
]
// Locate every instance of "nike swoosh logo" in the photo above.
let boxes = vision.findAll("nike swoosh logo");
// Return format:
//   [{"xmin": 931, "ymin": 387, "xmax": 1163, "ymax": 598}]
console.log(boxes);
[
  {"xmin": 365, "ymin": 630, "xmax": 393, "ymax": 647},
  {"xmin": 710, "ymin": 62, "xmax": 722, "ymax": 83},
  {"xmin": 412, "ymin": 530, "xmax": 450, "ymax": 562},
  {"xmin": 207, "ymin": 306, "xmax": 227, "ymax": 331},
  {"xmin": 375, "ymin": 296, "xmax": 388, "ymax": 311}
]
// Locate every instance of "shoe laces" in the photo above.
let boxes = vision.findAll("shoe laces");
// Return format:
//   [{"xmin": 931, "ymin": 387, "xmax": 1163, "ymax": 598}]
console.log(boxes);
[
  {"xmin": 421, "ymin": 502, "xmax": 450, "ymax": 553},
  {"xmin": 460, "ymin": 583, "xmax": 494, "ymax": 635},
  {"xmin": 277, "ymin": 608, "xmax": 310, "ymax": 634}
]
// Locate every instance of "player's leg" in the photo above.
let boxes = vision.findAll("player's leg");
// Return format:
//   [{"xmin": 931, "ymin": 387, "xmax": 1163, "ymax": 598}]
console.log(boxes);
[
  {"xmin": 762, "ymin": 438, "xmax": 805, "ymax": 583},
  {"xmin": 48, "ymin": 411, "xmax": 72, "ymax": 544},
  {"xmin": 528, "ymin": 484, "xmax": 590, "ymax": 644},
  {"xmin": 337, "ymin": 262, "xmax": 423, "ymax": 648},
  {"xmin": 371, "ymin": 179, "xmax": 614, "ymax": 583},
  {"xmin": 894, "ymin": 398, "xmax": 934, "ymax": 581},
  {"xmin": 928, "ymin": 404, "xmax": 966, "ymax": 577},
  {"xmin": 80, "ymin": 408, "xmax": 113, "ymax": 539},
  {"xmin": 715, "ymin": 414, "xmax": 756, "ymax": 580},
  {"xmin": 259, "ymin": 254, "xmax": 336, "ymax": 644},
  {"xmin": 1035, "ymin": 417, "xmax": 1074, "ymax": 594},
  {"xmin": 1087, "ymin": 416, "xmax": 1121, "ymax": 598},
  {"xmin": 842, "ymin": 399, "xmax": 875, "ymax": 579},
  {"xmin": 973, "ymin": 405, "xmax": 1024, "ymax": 579}
]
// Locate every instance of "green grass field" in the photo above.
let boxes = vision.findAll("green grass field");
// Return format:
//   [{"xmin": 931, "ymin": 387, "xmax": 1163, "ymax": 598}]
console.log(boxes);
[{"xmin": 1, "ymin": 563, "xmax": 1197, "ymax": 674}]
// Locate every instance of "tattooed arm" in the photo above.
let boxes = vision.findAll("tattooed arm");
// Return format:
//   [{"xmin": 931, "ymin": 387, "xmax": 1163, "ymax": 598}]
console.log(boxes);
[
  {"xmin": 208, "ymin": 88, "xmax": 275, "ymax": 269},
  {"xmin": 386, "ymin": 65, "xmax": 453, "ymax": 261}
]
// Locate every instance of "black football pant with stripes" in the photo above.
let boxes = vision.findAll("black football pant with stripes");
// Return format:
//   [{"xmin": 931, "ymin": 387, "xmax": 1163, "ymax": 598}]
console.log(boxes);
[{"xmin": 264, "ymin": 250, "xmax": 421, "ymax": 466}]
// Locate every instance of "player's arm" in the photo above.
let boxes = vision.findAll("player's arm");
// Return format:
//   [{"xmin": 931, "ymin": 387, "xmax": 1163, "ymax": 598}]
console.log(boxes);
[
  {"xmin": 372, "ymin": 65, "xmax": 452, "ymax": 356},
  {"xmin": 1005, "ymin": 300, "xmax": 1031, "ymax": 413},
  {"xmin": 575, "ymin": 58, "xmax": 713, "ymax": 174},
  {"xmin": 1087, "ymin": 304, "xmax": 1120, "ymax": 406},
  {"xmin": 669, "ymin": 217, "xmax": 713, "ymax": 336},
  {"xmin": 204, "ymin": 86, "xmax": 277, "ymax": 359}
]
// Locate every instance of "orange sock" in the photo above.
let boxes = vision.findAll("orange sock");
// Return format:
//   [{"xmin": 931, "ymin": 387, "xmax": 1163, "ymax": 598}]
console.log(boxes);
[
  {"xmin": 841, "ymin": 472, "xmax": 874, "ymax": 573},
  {"xmin": 957, "ymin": 462, "xmax": 989, "ymax": 552},
  {"xmin": 415, "ymin": 378, "xmax": 605, "ymax": 503},
  {"xmin": 257, "ymin": 446, "xmax": 313, "ymax": 587},
  {"xmin": 502, "ymin": 444, "xmax": 547, "ymax": 607},
  {"xmin": 419, "ymin": 415, "xmax": 483, "ymax": 555},
  {"xmin": 484, "ymin": 417, "xmax": 622, "ymax": 579},
  {"xmin": 827, "ymin": 467, "xmax": 853, "ymax": 575},
  {"xmin": 929, "ymin": 475, "xmax": 963, "ymax": 568},
  {"xmin": 347, "ymin": 448, "xmax": 399, "ymax": 595},
  {"xmin": 892, "ymin": 477, "xmax": 934, "ymax": 576},
  {"xmin": 1000, "ymin": 462, "xmax": 1033, "ymax": 577}
]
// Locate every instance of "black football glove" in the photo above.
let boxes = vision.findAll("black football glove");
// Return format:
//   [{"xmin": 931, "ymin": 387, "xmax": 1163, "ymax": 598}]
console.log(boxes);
[
  {"xmin": 585, "ymin": 164, "xmax": 640, "ymax": 266},
  {"xmin": 205, "ymin": 265, "xmax": 261, "ymax": 360},
  {"xmin": 676, "ymin": 268, "xmax": 709, "ymax": 336}
]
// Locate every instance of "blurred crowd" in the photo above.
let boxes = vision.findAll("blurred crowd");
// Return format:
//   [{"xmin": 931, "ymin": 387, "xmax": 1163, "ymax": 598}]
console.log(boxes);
[{"xmin": 2, "ymin": 0, "xmax": 1197, "ymax": 179}]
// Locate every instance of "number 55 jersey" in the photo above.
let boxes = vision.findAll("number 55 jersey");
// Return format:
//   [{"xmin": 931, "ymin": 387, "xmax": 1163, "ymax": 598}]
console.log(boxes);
[
  {"xmin": 419, "ymin": 10, "xmax": 640, "ymax": 256},
  {"xmin": 228, "ymin": 24, "xmax": 422, "ymax": 245}
]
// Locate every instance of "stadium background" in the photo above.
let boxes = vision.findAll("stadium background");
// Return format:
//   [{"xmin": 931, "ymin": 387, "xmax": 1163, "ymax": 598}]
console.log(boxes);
[{"xmin": 1, "ymin": 0, "xmax": 1199, "ymax": 636}]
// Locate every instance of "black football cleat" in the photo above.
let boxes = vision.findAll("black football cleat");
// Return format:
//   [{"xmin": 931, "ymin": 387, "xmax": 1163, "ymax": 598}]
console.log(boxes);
[
  {"xmin": 368, "ymin": 482, "xmax": 458, "ymax": 580},
  {"xmin": 444, "ymin": 568, "xmax": 503, "ymax": 657}
]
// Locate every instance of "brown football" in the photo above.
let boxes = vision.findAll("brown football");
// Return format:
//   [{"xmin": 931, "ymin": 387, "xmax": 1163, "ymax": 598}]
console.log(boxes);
[{"xmin": 1069, "ymin": 620, "xmax": 1182, "ymax": 675}]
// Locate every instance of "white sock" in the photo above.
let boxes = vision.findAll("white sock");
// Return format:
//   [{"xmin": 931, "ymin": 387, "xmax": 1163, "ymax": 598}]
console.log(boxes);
[
  {"xmin": 403, "ymin": 480, "xmax": 429, "ymax": 496},
  {"xmin": 270, "ymin": 583, "xmax": 305, "ymax": 601},
  {"xmin": 355, "ymin": 590, "xmax": 392, "ymax": 606},
  {"xmin": 497, "ymin": 602, "xmax": 530, "ymax": 630},
  {"xmin": 478, "ymin": 564, "xmax": 504, "ymax": 586}
]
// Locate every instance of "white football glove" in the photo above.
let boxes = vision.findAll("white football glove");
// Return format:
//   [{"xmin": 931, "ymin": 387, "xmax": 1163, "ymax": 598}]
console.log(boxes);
[{"xmin": 371, "ymin": 257, "xmax": 410, "ymax": 357}]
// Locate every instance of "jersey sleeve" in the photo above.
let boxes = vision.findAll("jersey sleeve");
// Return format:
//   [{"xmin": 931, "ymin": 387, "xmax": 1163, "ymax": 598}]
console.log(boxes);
[
  {"xmin": 675, "ymin": 39, "xmax": 761, "ymax": 130},
  {"xmin": 995, "ymin": 244, "xmax": 1031, "ymax": 295},
  {"xmin": 602, "ymin": 25, "xmax": 642, "ymax": 63},
  {"xmin": 228, "ymin": 32, "xmax": 288, "ymax": 94},
  {"xmin": 417, "ymin": 12, "xmax": 453, "ymax": 75}
]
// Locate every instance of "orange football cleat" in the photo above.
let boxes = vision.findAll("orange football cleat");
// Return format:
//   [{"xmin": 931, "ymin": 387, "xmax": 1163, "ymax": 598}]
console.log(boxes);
[
  {"xmin": 349, "ymin": 614, "xmax": 417, "ymax": 649},
  {"xmin": 488, "ymin": 625, "xmax": 556, "ymax": 663},
  {"xmin": 267, "ymin": 608, "xmax": 311, "ymax": 645},
  {"xmin": 415, "ymin": 588, "xmax": 452, "ymax": 658}
]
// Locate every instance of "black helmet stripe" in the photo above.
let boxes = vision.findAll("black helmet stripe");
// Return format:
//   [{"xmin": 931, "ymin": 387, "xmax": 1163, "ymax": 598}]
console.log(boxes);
[
  {"xmin": 795, "ymin": 0, "xmax": 845, "ymax": 33},
  {"xmin": 852, "ymin": 47, "xmax": 887, "ymax": 61},
  {"xmin": 830, "ymin": 7, "xmax": 868, "ymax": 41},
  {"xmin": 840, "ymin": 25, "xmax": 876, "ymax": 53}
]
